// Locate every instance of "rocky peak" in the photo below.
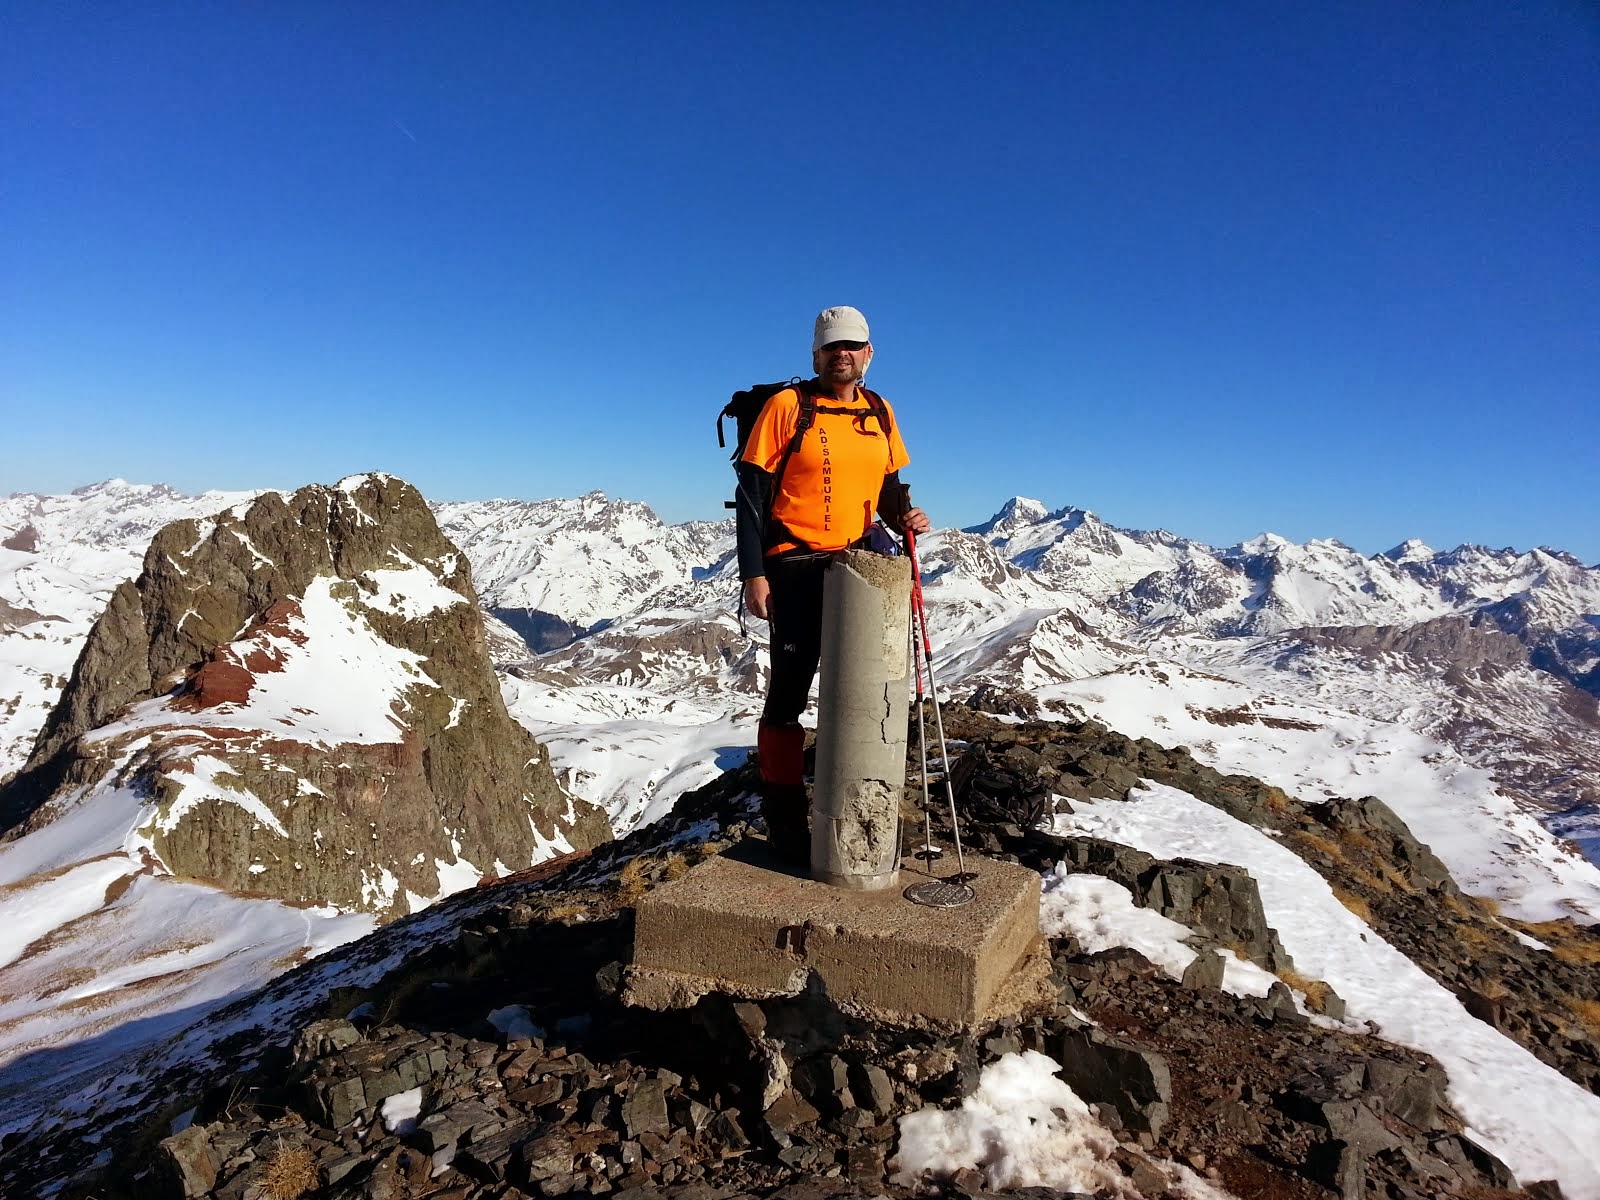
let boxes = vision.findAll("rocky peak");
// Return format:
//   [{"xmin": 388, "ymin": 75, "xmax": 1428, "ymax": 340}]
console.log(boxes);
[
  {"xmin": 964, "ymin": 496, "xmax": 1051, "ymax": 540},
  {"xmin": 1381, "ymin": 537, "xmax": 1435, "ymax": 563},
  {"xmin": 0, "ymin": 473, "xmax": 608, "ymax": 915}
]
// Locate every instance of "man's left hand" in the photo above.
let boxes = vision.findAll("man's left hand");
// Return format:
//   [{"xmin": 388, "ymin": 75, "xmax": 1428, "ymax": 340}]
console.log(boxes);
[{"xmin": 904, "ymin": 507, "xmax": 931, "ymax": 535}]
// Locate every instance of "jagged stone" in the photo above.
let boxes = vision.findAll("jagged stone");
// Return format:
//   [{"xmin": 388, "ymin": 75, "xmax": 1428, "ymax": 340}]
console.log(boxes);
[
  {"xmin": 1317, "ymin": 795, "xmax": 1455, "ymax": 890},
  {"xmin": 621, "ymin": 1078, "xmax": 669, "ymax": 1139},
  {"xmin": 1311, "ymin": 1099, "xmax": 1402, "ymax": 1200},
  {"xmin": 510, "ymin": 1077, "xmax": 565, "ymax": 1109},
  {"xmin": 1363, "ymin": 1059, "xmax": 1443, "ymax": 1130},
  {"xmin": 1045, "ymin": 835, "xmax": 1294, "ymax": 973},
  {"xmin": 845, "ymin": 1062, "xmax": 894, "ymax": 1117},
  {"xmin": 454, "ymin": 1119, "xmax": 546, "ymax": 1183},
  {"xmin": 156, "ymin": 1126, "xmax": 219, "ymax": 1198},
  {"xmin": 1115, "ymin": 1144, "xmax": 1170, "ymax": 1194},
  {"xmin": 311, "ymin": 1076, "xmax": 368, "ymax": 1129},
  {"xmin": 1431, "ymin": 1133, "xmax": 1520, "ymax": 1191},
  {"xmin": 763, "ymin": 1088, "xmax": 821, "ymax": 1137},
  {"xmin": 412, "ymin": 1098, "xmax": 503, "ymax": 1155},
  {"xmin": 845, "ymin": 1143, "xmax": 886, "ymax": 1184},
  {"xmin": 1052, "ymin": 1028, "xmax": 1171, "ymax": 1136},
  {"xmin": 523, "ymin": 1130, "xmax": 576, "ymax": 1181},
  {"xmin": 294, "ymin": 1018, "xmax": 363, "ymax": 1062},
  {"xmin": 1180, "ymin": 947, "xmax": 1225, "ymax": 990},
  {"xmin": 792, "ymin": 1054, "xmax": 852, "ymax": 1114}
]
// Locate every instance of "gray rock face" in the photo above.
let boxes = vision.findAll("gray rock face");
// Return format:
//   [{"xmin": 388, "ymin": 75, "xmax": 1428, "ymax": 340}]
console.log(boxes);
[
  {"xmin": 1290, "ymin": 613, "xmax": 1534, "ymax": 677},
  {"xmin": 1051, "ymin": 835, "xmax": 1295, "ymax": 974},
  {"xmin": 0, "ymin": 474, "xmax": 609, "ymax": 914}
]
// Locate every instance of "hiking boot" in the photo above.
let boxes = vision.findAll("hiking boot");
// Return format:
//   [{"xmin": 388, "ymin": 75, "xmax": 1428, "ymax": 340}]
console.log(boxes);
[{"xmin": 761, "ymin": 782, "xmax": 811, "ymax": 868}]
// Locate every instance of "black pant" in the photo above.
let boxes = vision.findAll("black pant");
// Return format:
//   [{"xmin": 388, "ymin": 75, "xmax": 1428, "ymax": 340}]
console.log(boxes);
[{"xmin": 762, "ymin": 551, "xmax": 833, "ymax": 726}]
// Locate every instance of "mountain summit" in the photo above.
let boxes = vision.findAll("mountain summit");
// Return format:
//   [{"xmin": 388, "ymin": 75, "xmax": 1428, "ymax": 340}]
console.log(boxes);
[{"xmin": 0, "ymin": 473, "xmax": 608, "ymax": 915}]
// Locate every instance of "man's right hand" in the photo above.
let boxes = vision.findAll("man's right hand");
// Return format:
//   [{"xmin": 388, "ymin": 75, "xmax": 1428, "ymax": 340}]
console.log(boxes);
[{"xmin": 743, "ymin": 577, "xmax": 771, "ymax": 620}]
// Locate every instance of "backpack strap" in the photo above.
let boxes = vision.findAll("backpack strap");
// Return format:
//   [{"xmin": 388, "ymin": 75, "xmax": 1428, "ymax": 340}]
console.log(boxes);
[
  {"xmin": 760, "ymin": 381, "xmax": 817, "ymax": 553},
  {"xmin": 861, "ymin": 386, "xmax": 891, "ymax": 440},
  {"xmin": 769, "ymin": 381, "xmax": 817, "ymax": 507},
  {"xmin": 807, "ymin": 388, "xmax": 891, "ymax": 439}
]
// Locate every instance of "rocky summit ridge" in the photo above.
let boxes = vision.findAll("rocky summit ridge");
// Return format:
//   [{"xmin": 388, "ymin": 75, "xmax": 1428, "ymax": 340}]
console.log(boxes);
[
  {"xmin": 5, "ymin": 708, "xmax": 1596, "ymax": 1200},
  {"xmin": 0, "ymin": 473, "xmax": 608, "ymax": 915}
]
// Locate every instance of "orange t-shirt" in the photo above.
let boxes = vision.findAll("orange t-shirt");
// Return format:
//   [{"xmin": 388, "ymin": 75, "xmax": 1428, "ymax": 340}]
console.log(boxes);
[{"xmin": 741, "ymin": 386, "xmax": 910, "ymax": 553}]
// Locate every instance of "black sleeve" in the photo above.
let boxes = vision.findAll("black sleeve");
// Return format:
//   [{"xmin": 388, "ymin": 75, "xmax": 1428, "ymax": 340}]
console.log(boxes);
[
  {"xmin": 734, "ymin": 461, "xmax": 773, "ymax": 580},
  {"xmin": 875, "ymin": 471, "xmax": 911, "ymax": 535}
]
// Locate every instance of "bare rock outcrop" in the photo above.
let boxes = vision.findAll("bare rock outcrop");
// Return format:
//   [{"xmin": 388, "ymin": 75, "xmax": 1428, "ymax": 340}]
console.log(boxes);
[{"xmin": 0, "ymin": 473, "xmax": 608, "ymax": 915}]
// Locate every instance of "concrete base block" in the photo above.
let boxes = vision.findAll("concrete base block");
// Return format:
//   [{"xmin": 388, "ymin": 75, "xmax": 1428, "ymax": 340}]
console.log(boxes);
[{"xmin": 624, "ymin": 844, "xmax": 1053, "ymax": 1030}]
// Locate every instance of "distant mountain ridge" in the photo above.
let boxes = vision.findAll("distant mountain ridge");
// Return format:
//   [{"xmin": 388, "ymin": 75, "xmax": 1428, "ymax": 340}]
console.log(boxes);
[{"xmin": 3, "ymin": 481, "xmax": 1596, "ymax": 876}]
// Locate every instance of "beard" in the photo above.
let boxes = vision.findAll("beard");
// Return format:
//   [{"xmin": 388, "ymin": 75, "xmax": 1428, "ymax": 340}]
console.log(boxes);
[{"xmin": 815, "ymin": 351, "xmax": 870, "ymax": 385}]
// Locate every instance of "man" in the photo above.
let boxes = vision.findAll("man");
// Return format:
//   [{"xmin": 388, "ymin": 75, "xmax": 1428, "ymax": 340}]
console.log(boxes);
[{"xmin": 735, "ymin": 305, "xmax": 931, "ymax": 863}]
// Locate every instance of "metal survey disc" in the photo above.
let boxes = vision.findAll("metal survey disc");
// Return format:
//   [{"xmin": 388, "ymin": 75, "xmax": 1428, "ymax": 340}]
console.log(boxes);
[{"xmin": 904, "ymin": 878, "xmax": 976, "ymax": 908}]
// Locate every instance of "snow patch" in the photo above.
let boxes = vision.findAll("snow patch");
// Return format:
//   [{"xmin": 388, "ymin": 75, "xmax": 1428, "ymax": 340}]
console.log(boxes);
[
  {"xmin": 893, "ymin": 1050, "xmax": 1227, "ymax": 1198},
  {"xmin": 380, "ymin": 1087, "xmax": 423, "ymax": 1134}
]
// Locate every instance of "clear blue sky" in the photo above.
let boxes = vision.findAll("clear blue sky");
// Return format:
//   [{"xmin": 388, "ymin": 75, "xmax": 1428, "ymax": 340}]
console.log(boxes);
[{"xmin": 4, "ymin": 3, "xmax": 1596, "ymax": 560}]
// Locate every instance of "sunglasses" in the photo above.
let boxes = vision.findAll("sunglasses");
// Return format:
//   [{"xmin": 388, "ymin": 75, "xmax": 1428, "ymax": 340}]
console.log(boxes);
[{"xmin": 821, "ymin": 340, "xmax": 868, "ymax": 352}]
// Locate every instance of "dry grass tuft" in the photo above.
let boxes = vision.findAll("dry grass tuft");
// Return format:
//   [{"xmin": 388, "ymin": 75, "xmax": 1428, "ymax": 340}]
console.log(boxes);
[
  {"xmin": 1475, "ymin": 976, "xmax": 1510, "ymax": 1001},
  {"xmin": 1552, "ymin": 940, "xmax": 1600, "ymax": 966},
  {"xmin": 263, "ymin": 1144, "xmax": 319, "ymax": 1200},
  {"xmin": 1560, "ymin": 995, "xmax": 1600, "ymax": 1039},
  {"xmin": 1350, "ymin": 865, "xmax": 1414, "ymax": 896},
  {"xmin": 661, "ymin": 853, "xmax": 690, "ymax": 881},
  {"xmin": 1291, "ymin": 830, "xmax": 1346, "ymax": 863},
  {"xmin": 1443, "ymin": 892, "xmax": 1502, "ymax": 921},
  {"xmin": 1453, "ymin": 920, "xmax": 1500, "ymax": 951},
  {"xmin": 1516, "ymin": 918, "xmax": 1600, "ymax": 965},
  {"xmin": 1277, "ymin": 968, "xmax": 1338, "ymax": 1015},
  {"xmin": 37, "ymin": 966, "xmax": 99, "ymax": 999},
  {"xmin": 1340, "ymin": 827, "xmax": 1377, "ymax": 854},
  {"xmin": 615, "ymin": 856, "xmax": 652, "ymax": 906},
  {"xmin": 1333, "ymin": 888, "xmax": 1372, "ymax": 924}
]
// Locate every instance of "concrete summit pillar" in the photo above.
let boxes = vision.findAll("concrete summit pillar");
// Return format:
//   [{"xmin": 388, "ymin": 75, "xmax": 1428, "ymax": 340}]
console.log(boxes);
[{"xmin": 812, "ymin": 550, "xmax": 913, "ymax": 889}]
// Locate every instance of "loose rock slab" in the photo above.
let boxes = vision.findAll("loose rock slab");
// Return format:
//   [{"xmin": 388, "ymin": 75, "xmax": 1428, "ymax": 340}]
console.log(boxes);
[{"xmin": 625, "ymin": 846, "xmax": 1052, "ymax": 1029}]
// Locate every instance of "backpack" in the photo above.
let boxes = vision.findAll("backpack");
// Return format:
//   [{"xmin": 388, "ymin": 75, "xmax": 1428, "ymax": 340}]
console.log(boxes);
[{"xmin": 717, "ymin": 378, "xmax": 893, "ymax": 527}]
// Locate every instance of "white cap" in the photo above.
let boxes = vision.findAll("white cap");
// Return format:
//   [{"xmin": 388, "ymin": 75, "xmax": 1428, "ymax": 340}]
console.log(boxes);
[{"xmin": 812, "ymin": 305, "xmax": 871, "ymax": 351}]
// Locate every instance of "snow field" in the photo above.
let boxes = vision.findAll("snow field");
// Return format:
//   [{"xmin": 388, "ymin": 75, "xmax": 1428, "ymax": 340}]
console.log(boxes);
[
  {"xmin": 0, "ymin": 856, "xmax": 140, "ymax": 971},
  {"xmin": 1032, "ymin": 661, "xmax": 1600, "ymax": 924},
  {"xmin": 1053, "ymin": 782, "xmax": 1600, "ymax": 1200},
  {"xmin": 0, "ymin": 873, "xmax": 372, "ymax": 1128},
  {"xmin": 501, "ymin": 675, "xmax": 752, "ymax": 834}
]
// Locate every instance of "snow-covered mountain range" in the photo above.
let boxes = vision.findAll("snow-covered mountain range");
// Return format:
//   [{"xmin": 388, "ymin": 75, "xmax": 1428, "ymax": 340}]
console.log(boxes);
[
  {"xmin": 3, "ymin": 477, "xmax": 1599, "ymax": 1199},
  {"xmin": 6, "ymin": 480, "xmax": 1597, "ymax": 869}
]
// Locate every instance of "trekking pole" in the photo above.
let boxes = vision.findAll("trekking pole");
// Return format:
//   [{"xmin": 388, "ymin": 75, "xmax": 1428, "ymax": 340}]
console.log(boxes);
[
  {"xmin": 904, "ymin": 527, "xmax": 969, "ymax": 881},
  {"xmin": 911, "ymin": 609, "xmax": 934, "ymax": 865}
]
